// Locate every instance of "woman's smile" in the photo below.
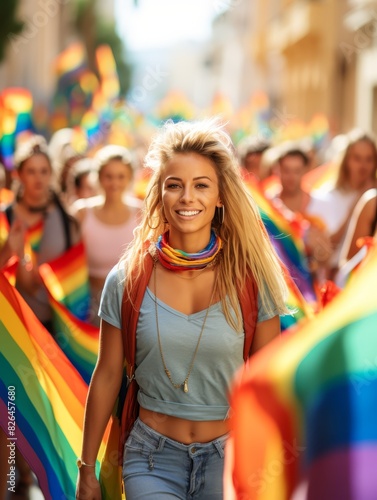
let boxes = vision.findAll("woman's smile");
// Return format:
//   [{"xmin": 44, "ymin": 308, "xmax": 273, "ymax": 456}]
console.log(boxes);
[{"xmin": 161, "ymin": 152, "xmax": 222, "ymax": 250}]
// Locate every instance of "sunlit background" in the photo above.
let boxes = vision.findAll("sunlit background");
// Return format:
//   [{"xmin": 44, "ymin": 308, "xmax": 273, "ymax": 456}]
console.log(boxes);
[{"xmin": 1, "ymin": 0, "xmax": 377, "ymax": 153}]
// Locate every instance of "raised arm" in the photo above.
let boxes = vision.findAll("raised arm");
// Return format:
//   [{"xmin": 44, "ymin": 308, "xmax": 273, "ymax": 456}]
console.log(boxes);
[{"xmin": 76, "ymin": 319, "xmax": 124, "ymax": 500}]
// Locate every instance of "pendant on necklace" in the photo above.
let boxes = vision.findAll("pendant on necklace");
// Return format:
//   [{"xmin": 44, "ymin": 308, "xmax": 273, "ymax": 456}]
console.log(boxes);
[{"xmin": 183, "ymin": 380, "xmax": 189, "ymax": 393}]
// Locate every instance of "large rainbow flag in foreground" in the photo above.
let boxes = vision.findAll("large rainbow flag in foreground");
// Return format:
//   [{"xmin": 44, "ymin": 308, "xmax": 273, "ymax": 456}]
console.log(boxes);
[
  {"xmin": 0, "ymin": 270, "xmax": 121, "ymax": 499},
  {"xmin": 226, "ymin": 245, "xmax": 377, "ymax": 499},
  {"xmin": 0, "ymin": 271, "xmax": 90, "ymax": 499}
]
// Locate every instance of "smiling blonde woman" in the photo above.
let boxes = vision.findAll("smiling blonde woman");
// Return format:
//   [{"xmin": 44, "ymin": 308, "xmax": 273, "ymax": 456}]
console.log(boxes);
[{"xmin": 76, "ymin": 119, "xmax": 289, "ymax": 500}]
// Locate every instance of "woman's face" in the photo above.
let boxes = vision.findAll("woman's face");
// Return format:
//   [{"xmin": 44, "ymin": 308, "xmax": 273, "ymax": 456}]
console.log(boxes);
[
  {"xmin": 18, "ymin": 153, "xmax": 52, "ymax": 199},
  {"xmin": 160, "ymin": 152, "xmax": 222, "ymax": 250},
  {"xmin": 76, "ymin": 173, "xmax": 97, "ymax": 200},
  {"xmin": 346, "ymin": 140, "xmax": 376, "ymax": 190},
  {"xmin": 98, "ymin": 159, "xmax": 133, "ymax": 197}
]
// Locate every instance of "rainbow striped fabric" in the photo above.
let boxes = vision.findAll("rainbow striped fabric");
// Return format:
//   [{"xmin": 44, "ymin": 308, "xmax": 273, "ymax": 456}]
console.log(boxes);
[
  {"xmin": 0, "ymin": 88, "xmax": 34, "ymax": 169},
  {"xmin": 39, "ymin": 241, "xmax": 91, "ymax": 322},
  {"xmin": 227, "ymin": 244, "xmax": 377, "ymax": 499},
  {"xmin": 245, "ymin": 177, "xmax": 317, "ymax": 303},
  {"xmin": 280, "ymin": 263, "xmax": 314, "ymax": 331},
  {"xmin": 242, "ymin": 176, "xmax": 316, "ymax": 329},
  {"xmin": 96, "ymin": 44, "xmax": 120, "ymax": 101},
  {"xmin": 0, "ymin": 270, "xmax": 119, "ymax": 499},
  {"xmin": 26, "ymin": 218, "xmax": 44, "ymax": 253},
  {"xmin": 46, "ymin": 293, "xmax": 98, "ymax": 385},
  {"xmin": 0, "ymin": 255, "xmax": 18, "ymax": 286},
  {"xmin": 243, "ymin": 175, "xmax": 316, "ymax": 303},
  {"xmin": 39, "ymin": 242, "xmax": 98, "ymax": 384},
  {"xmin": 0, "ymin": 271, "xmax": 89, "ymax": 499},
  {"xmin": 54, "ymin": 42, "xmax": 86, "ymax": 78}
]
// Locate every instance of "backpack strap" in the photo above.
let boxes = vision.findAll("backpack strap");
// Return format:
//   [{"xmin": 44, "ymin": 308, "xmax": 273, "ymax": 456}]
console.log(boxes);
[
  {"xmin": 238, "ymin": 273, "xmax": 258, "ymax": 361},
  {"xmin": 118, "ymin": 249, "xmax": 154, "ymax": 455}
]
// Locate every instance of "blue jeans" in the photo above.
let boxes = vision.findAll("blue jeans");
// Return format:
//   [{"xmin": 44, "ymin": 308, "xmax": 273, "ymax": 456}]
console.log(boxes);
[{"xmin": 123, "ymin": 418, "xmax": 228, "ymax": 499}]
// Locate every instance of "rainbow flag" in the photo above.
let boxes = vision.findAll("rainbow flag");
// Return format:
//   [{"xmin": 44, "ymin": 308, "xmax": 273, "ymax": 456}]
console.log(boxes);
[
  {"xmin": 47, "ymin": 293, "xmax": 99, "ymax": 385},
  {"xmin": 0, "ymin": 271, "xmax": 117, "ymax": 499},
  {"xmin": 39, "ymin": 242, "xmax": 90, "ymax": 322},
  {"xmin": 0, "ymin": 270, "xmax": 89, "ymax": 499},
  {"xmin": 226, "ymin": 245, "xmax": 377, "ymax": 499},
  {"xmin": 281, "ymin": 265, "xmax": 314, "ymax": 331},
  {"xmin": 243, "ymin": 175, "xmax": 317, "ymax": 305},
  {"xmin": 26, "ymin": 218, "xmax": 44, "ymax": 253},
  {"xmin": 302, "ymin": 161, "xmax": 338, "ymax": 193},
  {"xmin": 1, "ymin": 88, "xmax": 33, "ymax": 133},
  {"xmin": 39, "ymin": 242, "xmax": 97, "ymax": 383},
  {"xmin": 307, "ymin": 112, "xmax": 330, "ymax": 149},
  {"xmin": 96, "ymin": 44, "xmax": 120, "ymax": 101},
  {"xmin": 0, "ymin": 88, "xmax": 34, "ymax": 169},
  {"xmin": 154, "ymin": 90, "xmax": 196, "ymax": 122},
  {"xmin": 80, "ymin": 109, "xmax": 101, "ymax": 144},
  {"xmin": 0, "ymin": 106, "xmax": 17, "ymax": 169},
  {"xmin": 54, "ymin": 42, "xmax": 86, "ymax": 79},
  {"xmin": 0, "ymin": 255, "xmax": 18, "ymax": 286}
]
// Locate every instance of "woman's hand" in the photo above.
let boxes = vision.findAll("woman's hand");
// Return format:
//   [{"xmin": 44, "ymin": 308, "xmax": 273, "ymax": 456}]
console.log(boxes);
[
  {"xmin": 0, "ymin": 218, "xmax": 27, "ymax": 268},
  {"xmin": 76, "ymin": 468, "xmax": 101, "ymax": 500},
  {"xmin": 6, "ymin": 219, "xmax": 26, "ymax": 259}
]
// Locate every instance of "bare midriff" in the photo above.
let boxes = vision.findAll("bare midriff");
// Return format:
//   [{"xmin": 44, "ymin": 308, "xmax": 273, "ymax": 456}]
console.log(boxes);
[{"xmin": 139, "ymin": 407, "xmax": 229, "ymax": 444}]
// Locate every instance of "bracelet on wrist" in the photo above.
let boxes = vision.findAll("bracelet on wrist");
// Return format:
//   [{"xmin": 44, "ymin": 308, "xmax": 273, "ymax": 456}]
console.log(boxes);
[{"xmin": 76, "ymin": 458, "xmax": 96, "ymax": 469}]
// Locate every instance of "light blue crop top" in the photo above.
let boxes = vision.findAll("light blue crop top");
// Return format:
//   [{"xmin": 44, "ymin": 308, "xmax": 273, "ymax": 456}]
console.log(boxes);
[{"xmin": 99, "ymin": 265, "xmax": 278, "ymax": 421}]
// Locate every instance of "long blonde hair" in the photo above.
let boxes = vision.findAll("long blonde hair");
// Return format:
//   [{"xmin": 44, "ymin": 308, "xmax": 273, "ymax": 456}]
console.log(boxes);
[{"xmin": 122, "ymin": 118, "xmax": 289, "ymax": 330}]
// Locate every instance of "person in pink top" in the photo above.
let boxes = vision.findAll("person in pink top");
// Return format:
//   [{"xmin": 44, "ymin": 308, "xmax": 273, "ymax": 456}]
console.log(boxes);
[{"xmin": 73, "ymin": 145, "xmax": 140, "ymax": 325}]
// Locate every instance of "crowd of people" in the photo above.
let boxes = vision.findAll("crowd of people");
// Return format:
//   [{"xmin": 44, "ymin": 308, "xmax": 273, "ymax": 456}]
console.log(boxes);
[{"xmin": 0, "ymin": 116, "xmax": 376, "ymax": 499}]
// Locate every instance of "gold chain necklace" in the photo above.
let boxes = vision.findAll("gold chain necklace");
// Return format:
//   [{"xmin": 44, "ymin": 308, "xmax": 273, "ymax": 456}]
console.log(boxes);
[
  {"xmin": 153, "ymin": 262, "xmax": 217, "ymax": 393},
  {"xmin": 171, "ymin": 267, "xmax": 209, "ymax": 280}
]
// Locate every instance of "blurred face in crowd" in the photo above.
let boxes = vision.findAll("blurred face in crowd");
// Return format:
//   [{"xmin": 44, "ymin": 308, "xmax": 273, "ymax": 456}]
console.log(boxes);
[
  {"xmin": 98, "ymin": 159, "xmax": 133, "ymax": 199},
  {"xmin": 18, "ymin": 153, "xmax": 52, "ymax": 201},
  {"xmin": 346, "ymin": 140, "xmax": 376, "ymax": 190},
  {"xmin": 76, "ymin": 172, "xmax": 97, "ymax": 200},
  {"xmin": 278, "ymin": 154, "xmax": 307, "ymax": 195},
  {"xmin": 244, "ymin": 152, "xmax": 263, "ymax": 178}
]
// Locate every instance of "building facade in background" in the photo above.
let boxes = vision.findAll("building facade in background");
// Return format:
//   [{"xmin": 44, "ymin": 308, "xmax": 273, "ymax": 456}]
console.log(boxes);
[
  {"xmin": 1, "ymin": 0, "xmax": 377, "ymax": 137},
  {"xmin": 198, "ymin": 0, "xmax": 377, "ymax": 136},
  {"xmin": 0, "ymin": 0, "xmax": 75, "ymax": 103},
  {"xmin": 249, "ymin": 0, "xmax": 377, "ymax": 135}
]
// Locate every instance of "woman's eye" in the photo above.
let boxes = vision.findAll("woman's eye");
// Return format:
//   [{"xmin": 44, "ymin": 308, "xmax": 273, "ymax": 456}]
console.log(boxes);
[
  {"xmin": 167, "ymin": 183, "xmax": 181, "ymax": 189},
  {"xmin": 196, "ymin": 183, "xmax": 209, "ymax": 189}
]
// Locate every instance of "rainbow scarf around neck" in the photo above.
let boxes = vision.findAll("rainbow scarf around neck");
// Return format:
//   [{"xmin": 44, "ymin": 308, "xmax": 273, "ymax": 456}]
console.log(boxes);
[{"xmin": 155, "ymin": 230, "xmax": 222, "ymax": 271}]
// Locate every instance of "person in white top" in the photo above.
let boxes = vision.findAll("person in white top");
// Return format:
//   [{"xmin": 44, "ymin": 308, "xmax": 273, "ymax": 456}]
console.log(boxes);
[
  {"xmin": 72, "ymin": 145, "xmax": 140, "ymax": 325},
  {"xmin": 335, "ymin": 187, "xmax": 377, "ymax": 288},
  {"xmin": 307, "ymin": 129, "xmax": 377, "ymax": 278}
]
